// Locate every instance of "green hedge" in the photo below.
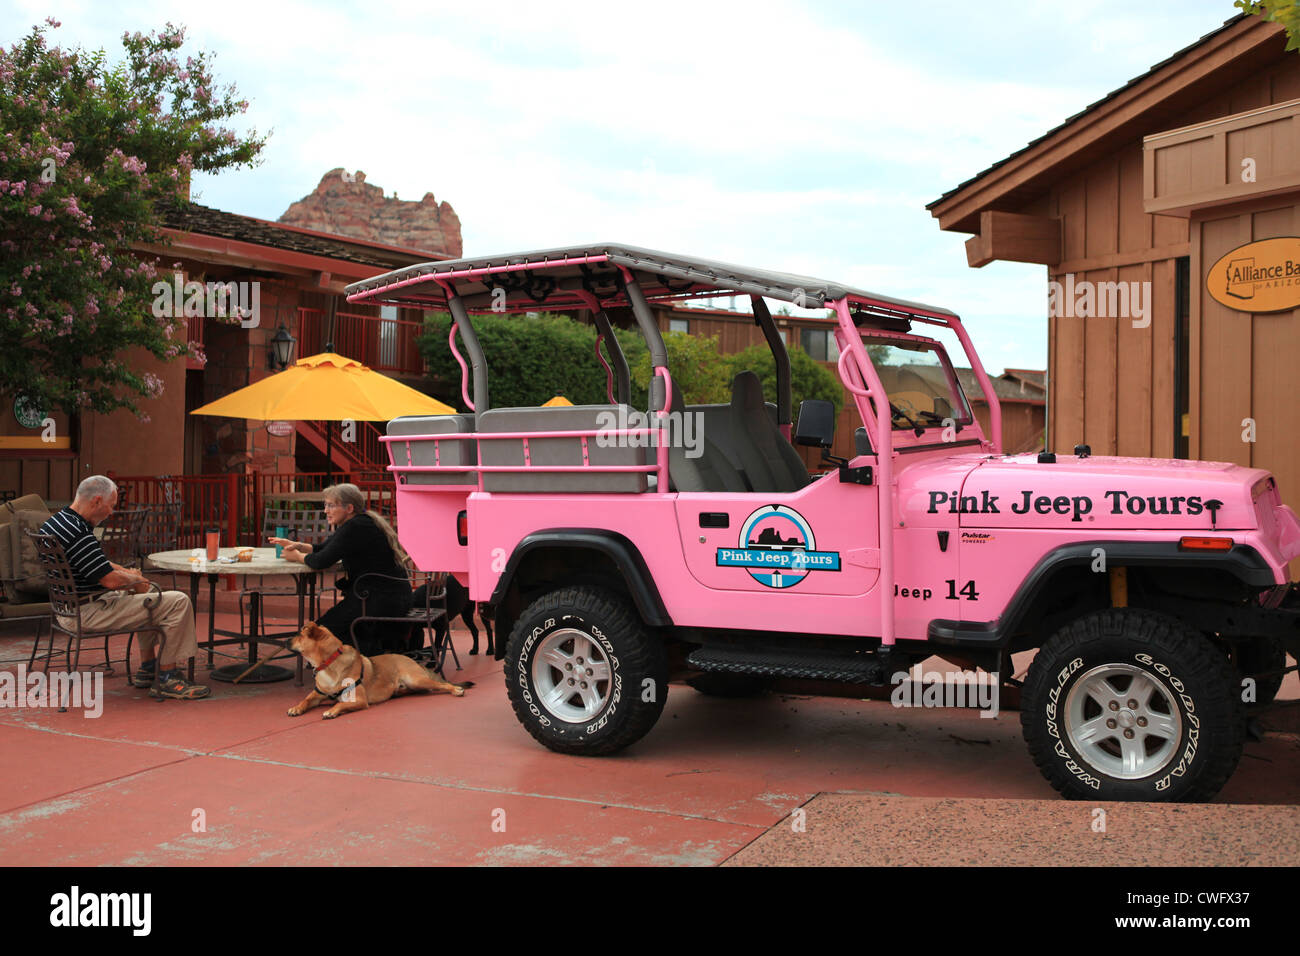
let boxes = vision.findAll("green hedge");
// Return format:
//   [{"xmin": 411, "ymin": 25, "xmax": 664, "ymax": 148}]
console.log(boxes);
[{"xmin": 417, "ymin": 312, "xmax": 841, "ymax": 417}]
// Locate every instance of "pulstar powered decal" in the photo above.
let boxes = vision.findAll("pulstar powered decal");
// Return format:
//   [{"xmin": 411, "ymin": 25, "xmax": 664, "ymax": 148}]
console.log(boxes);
[{"xmin": 716, "ymin": 505, "xmax": 841, "ymax": 589}]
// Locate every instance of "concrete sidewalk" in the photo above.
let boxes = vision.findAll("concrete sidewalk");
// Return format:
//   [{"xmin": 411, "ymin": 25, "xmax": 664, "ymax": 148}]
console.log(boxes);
[{"xmin": 1, "ymin": 610, "xmax": 1297, "ymax": 866}]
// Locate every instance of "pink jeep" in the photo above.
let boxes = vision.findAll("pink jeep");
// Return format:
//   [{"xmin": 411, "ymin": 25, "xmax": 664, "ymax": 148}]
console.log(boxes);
[{"xmin": 346, "ymin": 244, "xmax": 1300, "ymax": 802}]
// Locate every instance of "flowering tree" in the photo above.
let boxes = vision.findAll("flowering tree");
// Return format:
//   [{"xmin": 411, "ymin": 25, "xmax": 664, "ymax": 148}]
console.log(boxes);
[
  {"xmin": 1236, "ymin": 1, "xmax": 1300, "ymax": 51},
  {"xmin": 0, "ymin": 19, "xmax": 266, "ymax": 418}
]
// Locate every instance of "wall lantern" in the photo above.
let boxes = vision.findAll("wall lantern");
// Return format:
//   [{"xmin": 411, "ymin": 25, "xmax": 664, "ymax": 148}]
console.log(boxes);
[{"xmin": 268, "ymin": 322, "xmax": 296, "ymax": 370}]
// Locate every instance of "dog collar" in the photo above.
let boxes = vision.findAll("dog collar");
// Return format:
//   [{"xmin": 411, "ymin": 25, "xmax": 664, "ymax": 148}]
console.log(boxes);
[
  {"xmin": 315, "ymin": 657, "xmax": 365, "ymax": 702},
  {"xmin": 317, "ymin": 648, "xmax": 343, "ymax": 670}
]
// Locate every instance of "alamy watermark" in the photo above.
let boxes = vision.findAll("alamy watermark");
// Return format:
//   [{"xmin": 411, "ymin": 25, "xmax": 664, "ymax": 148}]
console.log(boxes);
[
  {"xmin": 1048, "ymin": 273, "xmax": 1150, "ymax": 328},
  {"xmin": 595, "ymin": 407, "xmax": 704, "ymax": 459},
  {"xmin": 890, "ymin": 665, "xmax": 999, "ymax": 718},
  {"xmin": 151, "ymin": 272, "xmax": 260, "ymax": 327},
  {"xmin": 50, "ymin": 886, "xmax": 150, "ymax": 935},
  {"xmin": 0, "ymin": 665, "xmax": 103, "ymax": 717}
]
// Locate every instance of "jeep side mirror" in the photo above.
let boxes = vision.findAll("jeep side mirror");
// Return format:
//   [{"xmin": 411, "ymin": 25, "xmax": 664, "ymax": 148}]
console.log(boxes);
[{"xmin": 794, "ymin": 399, "xmax": 835, "ymax": 448}]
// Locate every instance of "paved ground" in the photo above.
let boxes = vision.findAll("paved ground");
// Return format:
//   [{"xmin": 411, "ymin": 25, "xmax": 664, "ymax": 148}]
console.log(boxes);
[{"xmin": 1, "ymin": 596, "xmax": 1297, "ymax": 866}]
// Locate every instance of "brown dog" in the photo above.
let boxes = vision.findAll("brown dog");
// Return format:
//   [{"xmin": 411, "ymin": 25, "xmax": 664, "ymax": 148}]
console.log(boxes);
[{"xmin": 288, "ymin": 621, "xmax": 472, "ymax": 720}]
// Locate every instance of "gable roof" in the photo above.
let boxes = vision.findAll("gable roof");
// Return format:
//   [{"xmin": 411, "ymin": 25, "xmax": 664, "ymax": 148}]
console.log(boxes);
[
  {"xmin": 157, "ymin": 201, "xmax": 447, "ymax": 270},
  {"xmin": 927, "ymin": 13, "xmax": 1289, "ymax": 233}
]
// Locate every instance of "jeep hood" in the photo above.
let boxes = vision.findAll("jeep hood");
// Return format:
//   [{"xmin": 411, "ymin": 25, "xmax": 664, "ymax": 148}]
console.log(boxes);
[{"xmin": 917, "ymin": 453, "xmax": 1273, "ymax": 531}]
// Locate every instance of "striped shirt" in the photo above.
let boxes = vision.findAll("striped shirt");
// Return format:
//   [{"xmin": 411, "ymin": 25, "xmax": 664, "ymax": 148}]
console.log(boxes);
[{"xmin": 41, "ymin": 508, "xmax": 113, "ymax": 595}]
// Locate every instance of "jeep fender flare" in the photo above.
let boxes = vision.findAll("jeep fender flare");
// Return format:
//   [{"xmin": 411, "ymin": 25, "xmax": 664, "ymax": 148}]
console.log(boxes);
[
  {"xmin": 927, "ymin": 540, "xmax": 1276, "ymax": 649},
  {"xmin": 488, "ymin": 530, "xmax": 672, "ymax": 654}
]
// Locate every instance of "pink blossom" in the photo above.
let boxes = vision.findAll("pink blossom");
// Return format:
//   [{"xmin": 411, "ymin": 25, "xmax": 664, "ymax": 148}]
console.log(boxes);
[{"xmin": 28, "ymin": 204, "xmax": 41, "ymax": 216}]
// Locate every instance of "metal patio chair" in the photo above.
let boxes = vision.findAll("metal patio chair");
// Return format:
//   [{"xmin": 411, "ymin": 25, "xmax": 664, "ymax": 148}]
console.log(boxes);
[
  {"xmin": 136, "ymin": 501, "xmax": 184, "ymax": 590},
  {"xmin": 98, "ymin": 506, "xmax": 146, "ymax": 567},
  {"xmin": 25, "ymin": 530, "xmax": 166, "ymax": 693},
  {"xmin": 350, "ymin": 568, "xmax": 460, "ymax": 675},
  {"xmin": 238, "ymin": 504, "xmax": 338, "ymax": 637}
]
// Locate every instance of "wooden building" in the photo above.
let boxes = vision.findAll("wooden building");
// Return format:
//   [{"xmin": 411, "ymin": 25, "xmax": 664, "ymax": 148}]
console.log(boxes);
[{"xmin": 929, "ymin": 14, "xmax": 1300, "ymax": 508}]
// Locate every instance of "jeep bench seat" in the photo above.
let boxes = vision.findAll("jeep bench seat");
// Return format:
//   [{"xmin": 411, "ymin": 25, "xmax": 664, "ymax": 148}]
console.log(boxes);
[
  {"xmin": 387, "ymin": 414, "xmax": 478, "ymax": 485},
  {"xmin": 478, "ymin": 405, "xmax": 649, "ymax": 493}
]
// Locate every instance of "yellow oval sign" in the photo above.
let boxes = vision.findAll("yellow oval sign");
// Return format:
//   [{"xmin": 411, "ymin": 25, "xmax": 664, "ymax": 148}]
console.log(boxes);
[{"xmin": 1206, "ymin": 237, "xmax": 1300, "ymax": 313}]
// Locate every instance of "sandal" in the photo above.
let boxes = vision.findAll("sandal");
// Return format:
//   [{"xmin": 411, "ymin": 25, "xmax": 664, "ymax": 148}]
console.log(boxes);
[{"xmin": 149, "ymin": 672, "xmax": 211, "ymax": 700}]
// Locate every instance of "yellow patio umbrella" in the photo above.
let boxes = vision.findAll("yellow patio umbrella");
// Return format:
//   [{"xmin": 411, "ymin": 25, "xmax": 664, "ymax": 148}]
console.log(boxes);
[
  {"xmin": 542, "ymin": 395, "xmax": 574, "ymax": 407},
  {"xmin": 191, "ymin": 352, "xmax": 455, "ymax": 473},
  {"xmin": 192, "ymin": 352, "xmax": 455, "ymax": 421}
]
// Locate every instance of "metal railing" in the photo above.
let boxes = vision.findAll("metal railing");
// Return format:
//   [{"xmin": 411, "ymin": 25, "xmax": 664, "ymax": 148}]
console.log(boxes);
[
  {"xmin": 111, "ymin": 471, "xmax": 396, "ymax": 550},
  {"xmin": 297, "ymin": 307, "xmax": 425, "ymax": 376},
  {"xmin": 300, "ymin": 419, "xmax": 390, "ymax": 472}
]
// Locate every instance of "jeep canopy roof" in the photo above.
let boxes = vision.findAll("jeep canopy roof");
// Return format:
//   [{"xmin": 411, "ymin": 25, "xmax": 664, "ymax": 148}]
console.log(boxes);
[{"xmin": 343, "ymin": 242, "xmax": 958, "ymax": 319}]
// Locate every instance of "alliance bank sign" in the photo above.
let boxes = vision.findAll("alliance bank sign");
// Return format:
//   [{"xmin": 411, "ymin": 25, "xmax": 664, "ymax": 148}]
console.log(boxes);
[{"xmin": 1206, "ymin": 237, "xmax": 1300, "ymax": 313}]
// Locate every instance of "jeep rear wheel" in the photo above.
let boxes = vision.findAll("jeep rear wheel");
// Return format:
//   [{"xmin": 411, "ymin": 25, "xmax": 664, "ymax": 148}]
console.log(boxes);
[
  {"xmin": 505, "ymin": 586, "xmax": 667, "ymax": 755},
  {"xmin": 1021, "ymin": 609, "xmax": 1243, "ymax": 802}
]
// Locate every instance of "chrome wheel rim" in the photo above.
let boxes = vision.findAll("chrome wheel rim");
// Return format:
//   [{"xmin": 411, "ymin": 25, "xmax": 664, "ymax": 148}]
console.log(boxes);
[
  {"xmin": 1065, "ymin": 663, "xmax": 1182, "ymax": 779},
  {"xmin": 532, "ymin": 627, "xmax": 612, "ymax": 722}
]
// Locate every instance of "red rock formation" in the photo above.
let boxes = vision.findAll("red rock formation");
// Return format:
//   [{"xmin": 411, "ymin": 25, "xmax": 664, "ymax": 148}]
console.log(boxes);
[{"xmin": 278, "ymin": 168, "xmax": 462, "ymax": 257}]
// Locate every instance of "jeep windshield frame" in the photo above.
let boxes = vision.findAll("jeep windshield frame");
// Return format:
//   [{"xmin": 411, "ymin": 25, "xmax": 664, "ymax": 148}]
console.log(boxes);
[
  {"xmin": 345, "ymin": 244, "xmax": 1005, "ymax": 652},
  {"xmin": 861, "ymin": 330, "xmax": 977, "ymax": 434}
]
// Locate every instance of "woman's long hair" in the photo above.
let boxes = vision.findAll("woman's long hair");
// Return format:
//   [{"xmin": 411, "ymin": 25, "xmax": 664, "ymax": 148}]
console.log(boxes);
[{"xmin": 322, "ymin": 483, "xmax": 408, "ymax": 571}]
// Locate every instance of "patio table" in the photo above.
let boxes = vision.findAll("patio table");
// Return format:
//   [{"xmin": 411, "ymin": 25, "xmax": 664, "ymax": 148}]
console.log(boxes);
[{"xmin": 147, "ymin": 547, "xmax": 317, "ymax": 685}]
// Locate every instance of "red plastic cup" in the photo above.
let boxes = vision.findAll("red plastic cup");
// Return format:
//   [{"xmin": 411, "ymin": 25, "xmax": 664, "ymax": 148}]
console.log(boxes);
[{"xmin": 205, "ymin": 530, "xmax": 220, "ymax": 561}]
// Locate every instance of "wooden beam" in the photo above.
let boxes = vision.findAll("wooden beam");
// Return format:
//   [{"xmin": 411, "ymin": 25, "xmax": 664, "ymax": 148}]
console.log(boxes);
[
  {"xmin": 965, "ymin": 210, "xmax": 1062, "ymax": 268},
  {"xmin": 1054, "ymin": 240, "xmax": 1190, "ymax": 274}
]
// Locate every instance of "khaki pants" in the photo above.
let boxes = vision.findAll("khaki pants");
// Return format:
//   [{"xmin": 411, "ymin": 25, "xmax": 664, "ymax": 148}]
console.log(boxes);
[{"xmin": 59, "ymin": 590, "xmax": 199, "ymax": 668}]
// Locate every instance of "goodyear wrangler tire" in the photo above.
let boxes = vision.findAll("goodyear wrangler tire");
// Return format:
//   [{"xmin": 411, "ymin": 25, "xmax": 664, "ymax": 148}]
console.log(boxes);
[
  {"xmin": 505, "ymin": 586, "xmax": 667, "ymax": 755},
  {"xmin": 1021, "ymin": 609, "xmax": 1243, "ymax": 802}
]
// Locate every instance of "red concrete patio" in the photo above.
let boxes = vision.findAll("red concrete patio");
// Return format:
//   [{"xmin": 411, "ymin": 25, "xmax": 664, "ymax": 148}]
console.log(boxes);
[{"xmin": 2, "ymin": 590, "xmax": 1297, "ymax": 867}]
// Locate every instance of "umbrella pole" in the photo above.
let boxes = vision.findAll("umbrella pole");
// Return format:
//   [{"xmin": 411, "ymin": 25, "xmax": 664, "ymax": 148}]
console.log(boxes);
[{"xmin": 326, "ymin": 420, "xmax": 333, "ymax": 481}]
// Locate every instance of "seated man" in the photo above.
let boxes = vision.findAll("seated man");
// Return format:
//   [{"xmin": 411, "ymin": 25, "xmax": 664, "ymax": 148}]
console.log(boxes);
[{"xmin": 40, "ymin": 475, "xmax": 209, "ymax": 700}]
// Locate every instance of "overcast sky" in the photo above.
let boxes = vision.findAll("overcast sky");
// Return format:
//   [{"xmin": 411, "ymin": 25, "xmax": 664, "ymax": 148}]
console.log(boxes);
[{"xmin": 4, "ymin": 0, "xmax": 1249, "ymax": 373}]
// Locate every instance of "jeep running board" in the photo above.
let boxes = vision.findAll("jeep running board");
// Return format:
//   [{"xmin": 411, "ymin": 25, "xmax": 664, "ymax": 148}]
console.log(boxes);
[{"xmin": 686, "ymin": 644, "xmax": 889, "ymax": 684}]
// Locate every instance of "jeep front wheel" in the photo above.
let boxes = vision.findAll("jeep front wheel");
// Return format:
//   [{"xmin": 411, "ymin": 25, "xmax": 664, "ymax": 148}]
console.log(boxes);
[
  {"xmin": 505, "ymin": 586, "xmax": 667, "ymax": 755},
  {"xmin": 1021, "ymin": 609, "xmax": 1243, "ymax": 802}
]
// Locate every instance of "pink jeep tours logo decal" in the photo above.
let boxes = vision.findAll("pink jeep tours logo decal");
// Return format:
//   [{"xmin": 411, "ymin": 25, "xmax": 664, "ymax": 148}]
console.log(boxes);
[{"xmin": 716, "ymin": 505, "xmax": 841, "ymax": 589}]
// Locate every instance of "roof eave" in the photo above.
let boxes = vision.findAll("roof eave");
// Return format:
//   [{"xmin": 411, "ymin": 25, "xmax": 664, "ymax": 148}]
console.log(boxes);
[{"xmin": 927, "ymin": 14, "xmax": 1283, "ymax": 235}]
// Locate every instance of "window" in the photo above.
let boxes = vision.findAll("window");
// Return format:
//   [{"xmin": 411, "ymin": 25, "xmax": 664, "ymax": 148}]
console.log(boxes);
[
  {"xmin": 799, "ymin": 328, "xmax": 840, "ymax": 362},
  {"xmin": 669, "ymin": 318, "xmax": 690, "ymax": 334},
  {"xmin": 865, "ymin": 337, "xmax": 973, "ymax": 429},
  {"xmin": 379, "ymin": 305, "xmax": 398, "ymax": 369}
]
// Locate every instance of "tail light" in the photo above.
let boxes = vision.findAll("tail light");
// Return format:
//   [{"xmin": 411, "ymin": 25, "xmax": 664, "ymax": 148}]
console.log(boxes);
[
  {"xmin": 1179, "ymin": 536, "xmax": 1233, "ymax": 552},
  {"xmin": 456, "ymin": 510, "xmax": 468, "ymax": 546}
]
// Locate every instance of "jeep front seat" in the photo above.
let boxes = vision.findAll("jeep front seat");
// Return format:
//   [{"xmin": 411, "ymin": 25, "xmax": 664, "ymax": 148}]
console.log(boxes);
[{"xmin": 728, "ymin": 371, "xmax": 811, "ymax": 494}]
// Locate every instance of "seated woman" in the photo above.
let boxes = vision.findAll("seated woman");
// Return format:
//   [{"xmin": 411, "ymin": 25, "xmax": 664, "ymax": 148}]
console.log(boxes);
[{"xmin": 270, "ymin": 484, "xmax": 411, "ymax": 656}]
